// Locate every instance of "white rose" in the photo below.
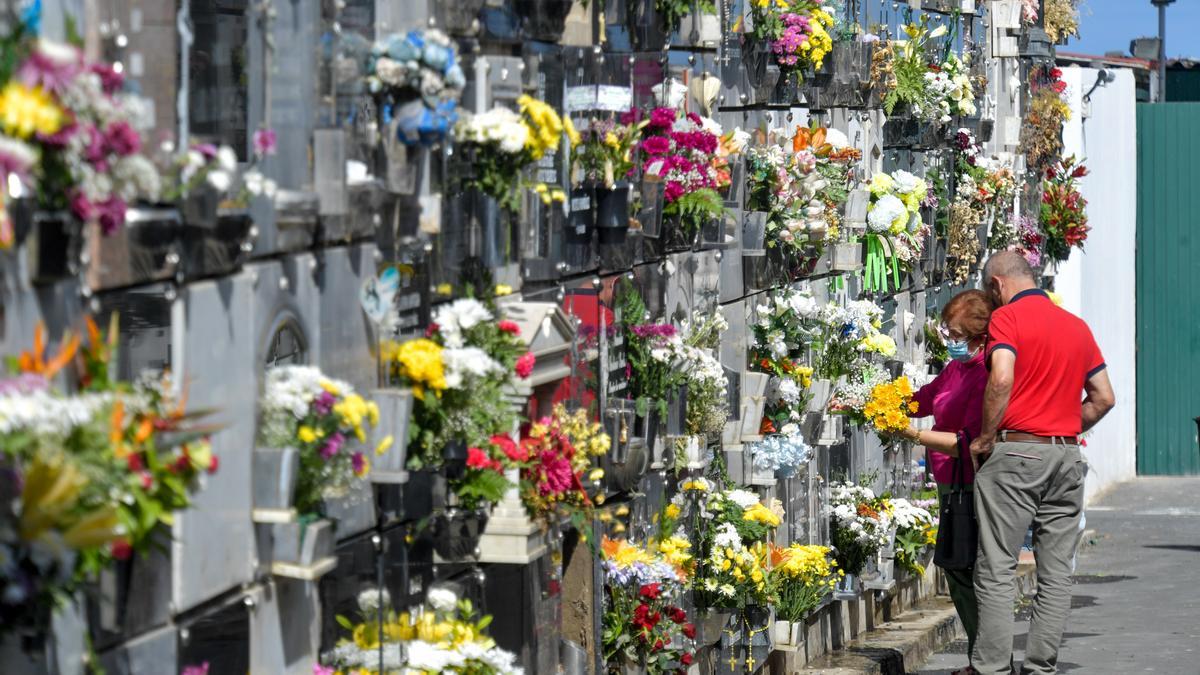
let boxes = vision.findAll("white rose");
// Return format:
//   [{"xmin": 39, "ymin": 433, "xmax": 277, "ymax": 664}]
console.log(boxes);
[{"xmin": 427, "ymin": 588, "xmax": 458, "ymax": 613}]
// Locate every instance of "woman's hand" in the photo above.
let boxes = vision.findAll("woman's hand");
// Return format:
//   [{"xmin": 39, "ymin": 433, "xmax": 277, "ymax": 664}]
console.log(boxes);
[{"xmin": 902, "ymin": 425, "xmax": 921, "ymax": 443}]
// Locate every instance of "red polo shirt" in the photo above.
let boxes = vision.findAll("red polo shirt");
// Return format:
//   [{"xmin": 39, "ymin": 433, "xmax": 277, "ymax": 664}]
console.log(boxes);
[{"xmin": 987, "ymin": 289, "xmax": 1106, "ymax": 437}]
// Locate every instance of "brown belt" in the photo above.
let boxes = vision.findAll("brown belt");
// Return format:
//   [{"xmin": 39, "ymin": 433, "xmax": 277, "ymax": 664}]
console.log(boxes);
[{"xmin": 1000, "ymin": 431, "xmax": 1078, "ymax": 445}]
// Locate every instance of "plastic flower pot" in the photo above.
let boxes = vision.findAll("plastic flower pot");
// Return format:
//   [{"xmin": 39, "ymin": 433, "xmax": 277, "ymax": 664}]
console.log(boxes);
[
  {"xmin": 252, "ymin": 447, "xmax": 299, "ymax": 513},
  {"xmin": 431, "ymin": 508, "xmax": 490, "ymax": 561},
  {"xmin": 833, "ymin": 572, "xmax": 861, "ymax": 600},
  {"xmin": 619, "ymin": 660, "xmax": 648, "ymax": 675},
  {"xmin": 694, "ymin": 609, "xmax": 733, "ymax": 645},
  {"xmin": 595, "ymin": 183, "xmax": 632, "ymax": 231},
  {"xmin": 442, "ymin": 440, "xmax": 469, "ymax": 481},
  {"xmin": 516, "ymin": 0, "xmax": 573, "ymax": 42},
  {"xmin": 806, "ymin": 379, "xmax": 834, "ymax": 414},
  {"xmin": 636, "ymin": 176, "xmax": 664, "ymax": 238},
  {"xmin": 370, "ymin": 388, "xmax": 413, "ymax": 483},
  {"xmin": 773, "ymin": 620, "xmax": 805, "ymax": 651},
  {"xmin": 829, "ymin": 241, "xmax": 864, "ymax": 272},
  {"xmin": 742, "ymin": 211, "xmax": 768, "ymax": 249},
  {"xmin": 20, "ymin": 211, "xmax": 76, "ymax": 284}
]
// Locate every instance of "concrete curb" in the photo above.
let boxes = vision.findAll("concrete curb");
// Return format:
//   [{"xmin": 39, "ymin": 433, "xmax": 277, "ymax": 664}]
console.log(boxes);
[{"xmin": 799, "ymin": 563, "xmax": 1037, "ymax": 674}]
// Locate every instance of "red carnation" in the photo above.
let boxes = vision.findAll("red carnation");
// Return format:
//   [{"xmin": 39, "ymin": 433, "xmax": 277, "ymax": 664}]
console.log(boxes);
[
  {"xmin": 1050, "ymin": 67, "xmax": 1063, "ymax": 79},
  {"xmin": 668, "ymin": 606, "xmax": 687, "ymax": 624},
  {"xmin": 467, "ymin": 446, "xmax": 499, "ymax": 471},
  {"xmin": 1071, "ymin": 164, "xmax": 1089, "ymax": 179},
  {"xmin": 682, "ymin": 622, "xmax": 696, "ymax": 639},
  {"xmin": 498, "ymin": 320, "xmax": 521, "ymax": 336},
  {"xmin": 424, "ymin": 322, "xmax": 440, "ymax": 338},
  {"xmin": 515, "ymin": 352, "xmax": 536, "ymax": 379},
  {"xmin": 639, "ymin": 583, "xmax": 662, "ymax": 601}
]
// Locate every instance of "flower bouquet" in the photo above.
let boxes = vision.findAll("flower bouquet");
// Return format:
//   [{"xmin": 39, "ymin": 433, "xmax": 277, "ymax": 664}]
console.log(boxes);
[
  {"xmin": 507, "ymin": 404, "xmax": 609, "ymax": 526},
  {"xmin": 676, "ymin": 311, "xmax": 730, "ymax": 438},
  {"xmin": 679, "ymin": 483, "xmax": 783, "ymax": 610},
  {"xmin": 365, "ymin": 29, "xmax": 466, "ymax": 145},
  {"xmin": 383, "ymin": 298, "xmax": 533, "ymax": 510},
  {"xmin": 1040, "ymin": 156, "xmax": 1089, "ymax": 263},
  {"xmin": 750, "ymin": 287, "xmax": 824, "ymax": 427},
  {"xmin": 0, "ymin": 33, "xmax": 160, "ymax": 249},
  {"xmin": 600, "ymin": 536, "xmax": 696, "ymax": 673},
  {"xmin": 864, "ymin": 169, "xmax": 929, "ymax": 292},
  {"xmin": 746, "ymin": 0, "xmax": 835, "ymax": 85},
  {"xmin": 571, "ymin": 114, "xmax": 646, "ymax": 235},
  {"xmin": 749, "ymin": 427, "xmax": 813, "ymax": 480},
  {"xmin": 321, "ymin": 587, "xmax": 521, "ymax": 674},
  {"xmin": 828, "ymin": 481, "xmax": 891, "ymax": 578},
  {"xmin": 883, "ymin": 20, "xmax": 950, "ymax": 123},
  {"xmin": 813, "ymin": 298, "xmax": 895, "ymax": 380},
  {"xmin": 887, "ymin": 497, "xmax": 936, "ymax": 577},
  {"xmin": 259, "ymin": 366, "xmax": 380, "ymax": 515},
  {"xmin": 1, "ymin": 322, "xmax": 216, "ymax": 636},
  {"xmin": 769, "ymin": 544, "xmax": 839, "ymax": 624},
  {"xmin": 638, "ymin": 108, "xmax": 728, "ymax": 241},
  {"xmin": 157, "ymin": 135, "xmax": 278, "ymax": 216},
  {"xmin": 452, "ymin": 95, "xmax": 579, "ymax": 212},
  {"xmin": 1020, "ymin": 66, "xmax": 1070, "ymax": 172},
  {"xmin": 856, "ymin": 375, "xmax": 918, "ymax": 442},
  {"xmin": 923, "ymin": 53, "xmax": 978, "ymax": 124}
]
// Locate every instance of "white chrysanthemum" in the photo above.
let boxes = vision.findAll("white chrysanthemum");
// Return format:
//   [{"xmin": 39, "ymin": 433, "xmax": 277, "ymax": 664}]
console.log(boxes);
[
  {"xmin": 868, "ymin": 194, "xmax": 907, "ymax": 233},
  {"xmin": 433, "ymin": 298, "xmax": 494, "ymax": 349},
  {"xmin": 725, "ymin": 489, "xmax": 761, "ymax": 510},
  {"xmin": 442, "ymin": 347, "xmax": 502, "ymax": 389},
  {"xmin": 427, "ymin": 587, "xmax": 458, "ymax": 613},
  {"xmin": 356, "ymin": 588, "xmax": 391, "ymax": 614}
]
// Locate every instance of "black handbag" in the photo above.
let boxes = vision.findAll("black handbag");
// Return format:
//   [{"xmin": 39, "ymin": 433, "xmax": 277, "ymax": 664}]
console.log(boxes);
[{"xmin": 934, "ymin": 432, "xmax": 978, "ymax": 570}]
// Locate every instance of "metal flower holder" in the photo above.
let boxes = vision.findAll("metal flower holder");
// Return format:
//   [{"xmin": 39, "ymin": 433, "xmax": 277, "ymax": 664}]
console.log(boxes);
[{"xmin": 370, "ymin": 388, "xmax": 414, "ymax": 483}]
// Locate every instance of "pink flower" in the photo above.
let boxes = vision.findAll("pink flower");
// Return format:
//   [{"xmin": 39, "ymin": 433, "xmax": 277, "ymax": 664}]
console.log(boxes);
[
  {"xmin": 648, "ymin": 107, "xmax": 677, "ymax": 130},
  {"xmin": 492, "ymin": 434, "xmax": 528, "ymax": 463},
  {"xmin": 37, "ymin": 117, "xmax": 77, "ymax": 147},
  {"xmin": 70, "ymin": 192, "xmax": 96, "ymax": 223},
  {"xmin": 91, "ymin": 62, "xmax": 125, "ymax": 94},
  {"xmin": 17, "ymin": 44, "xmax": 81, "ymax": 93},
  {"xmin": 96, "ymin": 197, "xmax": 127, "ymax": 235},
  {"xmin": 497, "ymin": 320, "xmax": 521, "ymax": 335},
  {"xmin": 84, "ymin": 125, "xmax": 109, "ymax": 171},
  {"xmin": 639, "ymin": 135, "xmax": 670, "ymax": 155},
  {"xmin": 540, "ymin": 454, "xmax": 574, "ymax": 495},
  {"xmin": 515, "ymin": 352, "xmax": 536, "ymax": 379},
  {"xmin": 619, "ymin": 108, "xmax": 642, "ymax": 125},
  {"xmin": 180, "ymin": 664, "xmax": 209, "ymax": 675},
  {"xmin": 351, "ymin": 452, "xmax": 368, "ymax": 476},
  {"xmin": 663, "ymin": 180, "xmax": 684, "ymax": 203},
  {"xmin": 320, "ymin": 432, "xmax": 345, "ymax": 459},
  {"xmin": 312, "ymin": 667, "xmax": 335, "ymax": 675},
  {"xmin": 253, "ymin": 128, "xmax": 278, "ymax": 157},
  {"xmin": 104, "ymin": 120, "xmax": 141, "ymax": 157}
]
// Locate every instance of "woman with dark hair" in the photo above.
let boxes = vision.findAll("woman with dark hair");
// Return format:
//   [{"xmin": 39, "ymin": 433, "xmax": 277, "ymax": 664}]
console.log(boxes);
[{"xmin": 901, "ymin": 289, "xmax": 994, "ymax": 675}]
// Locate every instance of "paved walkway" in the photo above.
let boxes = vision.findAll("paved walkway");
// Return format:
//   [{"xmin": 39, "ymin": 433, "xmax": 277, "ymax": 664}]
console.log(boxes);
[{"xmin": 914, "ymin": 477, "xmax": 1200, "ymax": 674}]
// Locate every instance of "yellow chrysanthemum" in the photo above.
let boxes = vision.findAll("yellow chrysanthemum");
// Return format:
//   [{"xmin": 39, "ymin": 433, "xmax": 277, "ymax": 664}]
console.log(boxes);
[{"xmin": 0, "ymin": 82, "xmax": 64, "ymax": 139}]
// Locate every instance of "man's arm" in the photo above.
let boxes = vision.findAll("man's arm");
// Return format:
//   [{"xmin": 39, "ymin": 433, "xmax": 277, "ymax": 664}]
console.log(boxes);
[
  {"xmin": 970, "ymin": 349, "xmax": 1015, "ymax": 469},
  {"xmin": 1081, "ymin": 368, "xmax": 1116, "ymax": 432}
]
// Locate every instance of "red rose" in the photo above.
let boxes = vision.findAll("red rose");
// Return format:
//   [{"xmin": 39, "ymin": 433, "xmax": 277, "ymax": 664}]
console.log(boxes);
[
  {"xmin": 681, "ymin": 653, "xmax": 694, "ymax": 666},
  {"xmin": 639, "ymin": 583, "xmax": 662, "ymax": 601},
  {"xmin": 668, "ymin": 606, "xmax": 687, "ymax": 624},
  {"xmin": 653, "ymin": 639, "xmax": 664, "ymax": 651},
  {"xmin": 498, "ymin": 320, "xmax": 521, "ymax": 336},
  {"xmin": 682, "ymin": 623, "xmax": 696, "ymax": 639}
]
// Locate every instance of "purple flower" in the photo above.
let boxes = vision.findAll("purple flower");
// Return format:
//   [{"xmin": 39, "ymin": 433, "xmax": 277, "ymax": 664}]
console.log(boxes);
[
  {"xmin": 193, "ymin": 143, "xmax": 219, "ymax": 159},
  {"xmin": 619, "ymin": 107, "xmax": 642, "ymax": 126},
  {"xmin": 70, "ymin": 192, "xmax": 96, "ymax": 223},
  {"xmin": 0, "ymin": 374, "xmax": 50, "ymax": 396},
  {"xmin": 663, "ymin": 180, "xmax": 684, "ymax": 203},
  {"xmin": 252, "ymin": 128, "xmax": 277, "ymax": 157},
  {"xmin": 83, "ymin": 125, "xmax": 109, "ymax": 172},
  {"xmin": 630, "ymin": 323, "xmax": 677, "ymax": 339},
  {"xmin": 96, "ymin": 197, "xmax": 127, "ymax": 235},
  {"xmin": 320, "ymin": 432, "xmax": 346, "ymax": 460},
  {"xmin": 312, "ymin": 390, "xmax": 336, "ymax": 416},
  {"xmin": 104, "ymin": 120, "xmax": 141, "ymax": 157},
  {"xmin": 90, "ymin": 62, "xmax": 125, "ymax": 94},
  {"xmin": 351, "ymin": 452, "xmax": 367, "ymax": 476}
]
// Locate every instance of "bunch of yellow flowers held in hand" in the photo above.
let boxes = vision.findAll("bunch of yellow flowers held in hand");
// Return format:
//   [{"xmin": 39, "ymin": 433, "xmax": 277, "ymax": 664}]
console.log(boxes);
[{"xmin": 863, "ymin": 375, "xmax": 918, "ymax": 438}]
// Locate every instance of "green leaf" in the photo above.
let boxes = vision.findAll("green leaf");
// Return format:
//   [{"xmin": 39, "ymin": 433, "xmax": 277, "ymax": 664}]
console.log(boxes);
[{"xmin": 336, "ymin": 614, "xmax": 354, "ymax": 630}]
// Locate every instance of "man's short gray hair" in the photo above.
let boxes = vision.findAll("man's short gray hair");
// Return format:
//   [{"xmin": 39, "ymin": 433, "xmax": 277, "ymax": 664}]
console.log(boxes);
[{"xmin": 982, "ymin": 250, "xmax": 1036, "ymax": 286}]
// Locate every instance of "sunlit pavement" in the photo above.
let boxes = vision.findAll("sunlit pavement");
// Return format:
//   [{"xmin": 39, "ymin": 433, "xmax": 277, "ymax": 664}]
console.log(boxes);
[{"xmin": 914, "ymin": 477, "xmax": 1200, "ymax": 674}]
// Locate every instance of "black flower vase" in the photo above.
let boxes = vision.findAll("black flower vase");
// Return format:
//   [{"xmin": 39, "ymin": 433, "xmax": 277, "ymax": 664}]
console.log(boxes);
[
  {"xmin": 442, "ymin": 440, "xmax": 468, "ymax": 481},
  {"xmin": 431, "ymin": 508, "xmax": 490, "ymax": 560}
]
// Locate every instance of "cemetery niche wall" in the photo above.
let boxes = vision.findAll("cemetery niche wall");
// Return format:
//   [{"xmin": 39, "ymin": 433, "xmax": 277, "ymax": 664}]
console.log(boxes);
[{"xmin": 0, "ymin": 0, "xmax": 1079, "ymax": 673}]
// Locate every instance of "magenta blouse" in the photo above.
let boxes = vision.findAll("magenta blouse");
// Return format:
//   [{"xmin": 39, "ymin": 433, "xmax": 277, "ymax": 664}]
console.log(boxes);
[{"xmin": 911, "ymin": 351, "xmax": 987, "ymax": 485}]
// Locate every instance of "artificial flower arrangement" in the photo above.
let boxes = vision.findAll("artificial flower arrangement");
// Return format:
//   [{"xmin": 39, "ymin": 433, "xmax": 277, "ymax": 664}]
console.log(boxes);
[
  {"xmin": 1020, "ymin": 66, "xmax": 1070, "ymax": 172},
  {"xmin": 321, "ymin": 587, "xmax": 521, "ymax": 674},
  {"xmin": 922, "ymin": 52, "xmax": 978, "ymax": 124},
  {"xmin": 1039, "ymin": 155, "xmax": 1089, "ymax": 263},
  {"xmin": 813, "ymin": 298, "xmax": 896, "ymax": 381},
  {"xmin": 0, "ymin": 26, "xmax": 160, "ymax": 248},
  {"xmin": 749, "ymin": 426, "xmax": 813, "ymax": 478},
  {"xmin": 157, "ymin": 129, "xmax": 279, "ymax": 207},
  {"xmin": 745, "ymin": 125, "xmax": 860, "ymax": 254},
  {"xmin": 571, "ymin": 113, "xmax": 645, "ymax": 189},
  {"xmin": 887, "ymin": 497, "xmax": 936, "ymax": 577},
  {"xmin": 746, "ymin": 0, "xmax": 835, "ymax": 80},
  {"xmin": 1044, "ymin": 0, "xmax": 1081, "ymax": 44},
  {"xmin": 676, "ymin": 311, "xmax": 730, "ymax": 437},
  {"xmin": 600, "ymin": 530, "xmax": 696, "ymax": 673},
  {"xmin": 1, "ymin": 320, "xmax": 216, "ymax": 635},
  {"xmin": 864, "ymin": 169, "xmax": 929, "ymax": 292},
  {"xmin": 638, "ymin": 107, "xmax": 729, "ymax": 238},
  {"xmin": 946, "ymin": 129, "xmax": 1018, "ymax": 284},
  {"xmin": 883, "ymin": 19, "xmax": 950, "ymax": 123},
  {"xmin": 383, "ymin": 298, "xmax": 534, "ymax": 510},
  {"xmin": 452, "ymin": 94, "xmax": 579, "ymax": 211},
  {"xmin": 769, "ymin": 544, "xmax": 840, "ymax": 622},
  {"xmin": 749, "ymin": 287, "xmax": 822, "ymax": 428},
  {"xmin": 258, "ymin": 365, "xmax": 380, "ymax": 515},
  {"xmin": 675, "ymin": 479, "xmax": 783, "ymax": 609},
  {"xmin": 828, "ymin": 481, "xmax": 892, "ymax": 577},
  {"xmin": 365, "ymin": 29, "xmax": 466, "ymax": 144},
  {"xmin": 500, "ymin": 403, "xmax": 609, "ymax": 526}
]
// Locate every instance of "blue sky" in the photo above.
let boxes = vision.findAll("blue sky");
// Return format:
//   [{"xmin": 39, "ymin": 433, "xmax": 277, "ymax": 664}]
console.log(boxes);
[{"xmin": 1068, "ymin": 0, "xmax": 1200, "ymax": 60}]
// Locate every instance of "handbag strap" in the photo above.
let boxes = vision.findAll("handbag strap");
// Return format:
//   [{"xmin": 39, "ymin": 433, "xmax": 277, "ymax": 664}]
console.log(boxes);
[{"xmin": 951, "ymin": 430, "xmax": 972, "ymax": 493}]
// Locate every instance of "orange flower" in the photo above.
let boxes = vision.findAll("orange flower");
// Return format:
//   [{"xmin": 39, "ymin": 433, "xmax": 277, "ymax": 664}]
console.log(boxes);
[
  {"xmin": 17, "ymin": 323, "xmax": 79, "ymax": 379},
  {"xmin": 110, "ymin": 400, "xmax": 132, "ymax": 460}
]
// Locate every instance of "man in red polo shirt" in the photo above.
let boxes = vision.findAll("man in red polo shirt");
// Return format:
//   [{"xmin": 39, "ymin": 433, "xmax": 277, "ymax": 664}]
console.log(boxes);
[{"xmin": 969, "ymin": 251, "xmax": 1116, "ymax": 675}]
